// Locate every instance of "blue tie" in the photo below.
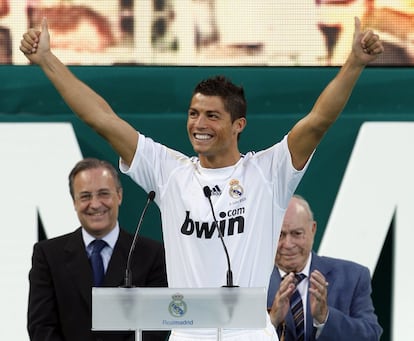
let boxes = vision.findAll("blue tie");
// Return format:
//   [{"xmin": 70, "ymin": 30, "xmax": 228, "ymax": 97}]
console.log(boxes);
[
  {"xmin": 291, "ymin": 273, "xmax": 306, "ymax": 341},
  {"xmin": 90, "ymin": 239, "xmax": 107, "ymax": 287}
]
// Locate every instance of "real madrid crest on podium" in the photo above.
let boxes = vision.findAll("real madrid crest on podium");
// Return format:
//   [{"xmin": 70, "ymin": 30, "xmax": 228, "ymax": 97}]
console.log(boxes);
[{"xmin": 168, "ymin": 293, "xmax": 187, "ymax": 318}]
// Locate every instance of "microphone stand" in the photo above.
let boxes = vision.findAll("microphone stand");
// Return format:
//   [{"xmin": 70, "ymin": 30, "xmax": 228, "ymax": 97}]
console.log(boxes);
[
  {"xmin": 203, "ymin": 186, "xmax": 238, "ymax": 288},
  {"xmin": 123, "ymin": 191, "xmax": 156, "ymax": 288}
]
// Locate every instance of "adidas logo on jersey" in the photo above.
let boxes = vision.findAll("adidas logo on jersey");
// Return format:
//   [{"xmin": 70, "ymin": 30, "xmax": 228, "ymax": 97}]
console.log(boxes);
[{"xmin": 210, "ymin": 185, "xmax": 221, "ymax": 196}]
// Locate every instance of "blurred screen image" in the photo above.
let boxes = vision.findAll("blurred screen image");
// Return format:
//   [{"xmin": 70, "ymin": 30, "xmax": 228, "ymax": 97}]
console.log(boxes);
[{"xmin": 3, "ymin": 0, "xmax": 413, "ymax": 66}]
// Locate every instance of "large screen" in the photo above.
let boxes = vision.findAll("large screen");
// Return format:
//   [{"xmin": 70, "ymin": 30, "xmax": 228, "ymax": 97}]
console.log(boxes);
[{"xmin": 2, "ymin": 0, "xmax": 413, "ymax": 66}]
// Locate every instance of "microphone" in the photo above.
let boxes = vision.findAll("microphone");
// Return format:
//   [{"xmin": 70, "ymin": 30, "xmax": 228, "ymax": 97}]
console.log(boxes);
[
  {"xmin": 203, "ymin": 186, "xmax": 238, "ymax": 288},
  {"xmin": 123, "ymin": 190, "xmax": 156, "ymax": 288}
]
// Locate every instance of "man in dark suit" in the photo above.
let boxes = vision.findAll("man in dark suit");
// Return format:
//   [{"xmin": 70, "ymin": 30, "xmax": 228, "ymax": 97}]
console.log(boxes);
[
  {"xmin": 267, "ymin": 195, "xmax": 382, "ymax": 341},
  {"xmin": 28, "ymin": 158, "xmax": 169, "ymax": 341}
]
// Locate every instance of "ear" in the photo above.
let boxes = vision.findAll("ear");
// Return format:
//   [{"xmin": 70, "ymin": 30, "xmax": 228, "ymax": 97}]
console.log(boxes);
[
  {"xmin": 233, "ymin": 117, "xmax": 247, "ymax": 134},
  {"xmin": 117, "ymin": 188, "xmax": 123, "ymax": 205},
  {"xmin": 312, "ymin": 221, "xmax": 317, "ymax": 235}
]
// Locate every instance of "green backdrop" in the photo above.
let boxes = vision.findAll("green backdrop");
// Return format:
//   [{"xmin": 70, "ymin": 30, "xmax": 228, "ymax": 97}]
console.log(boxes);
[{"xmin": 2, "ymin": 65, "xmax": 413, "ymax": 340}]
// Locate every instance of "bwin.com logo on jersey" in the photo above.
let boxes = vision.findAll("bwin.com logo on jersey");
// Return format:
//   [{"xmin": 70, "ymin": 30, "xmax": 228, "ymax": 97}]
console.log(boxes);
[{"xmin": 168, "ymin": 293, "xmax": 187, "ymax": 317}]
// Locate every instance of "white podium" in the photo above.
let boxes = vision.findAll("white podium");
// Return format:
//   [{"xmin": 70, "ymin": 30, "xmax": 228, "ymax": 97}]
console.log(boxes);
[{"xmin": 92, "ymin": 287, "xmax": 267, "ymax": 341}]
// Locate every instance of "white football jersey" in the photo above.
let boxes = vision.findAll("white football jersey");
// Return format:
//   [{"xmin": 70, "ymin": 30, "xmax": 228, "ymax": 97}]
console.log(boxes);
[{"xmin": 121, "ymin": 133, "xmax": 309, "ymax": 290}]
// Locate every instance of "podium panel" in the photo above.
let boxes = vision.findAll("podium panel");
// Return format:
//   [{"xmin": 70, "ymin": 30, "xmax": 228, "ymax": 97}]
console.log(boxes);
[{"xmin": 92, "ymin": 287, "xmax": 266, "ymax": 331}]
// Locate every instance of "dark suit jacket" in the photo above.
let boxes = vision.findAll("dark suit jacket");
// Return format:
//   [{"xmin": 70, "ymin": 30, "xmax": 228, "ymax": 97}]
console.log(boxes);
[
  {"xmin": 267, "ymin": 252, "xmax": 382, "ymax": 341},
  {"xmin": 28, "ymin": 227, "xmax": 169, "ymax": 341}
]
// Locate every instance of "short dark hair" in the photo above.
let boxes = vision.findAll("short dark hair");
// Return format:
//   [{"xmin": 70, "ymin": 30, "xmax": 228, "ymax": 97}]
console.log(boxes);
[
  {"xmin": 192, "ymin": 75, "xmax": 247, "ymax": 122},
  {"xmin": 68, "ymin": 158, "xmax": 122, "ymax": 199}
]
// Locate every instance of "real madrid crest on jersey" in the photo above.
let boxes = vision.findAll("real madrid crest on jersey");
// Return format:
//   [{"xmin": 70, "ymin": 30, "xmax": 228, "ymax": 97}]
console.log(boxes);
[
  {"xmin": 229, "ymin": 179, "xmax": 243, "ymax": 199},
  {"xmin": 168, "ymin": 293, "xmax": 187, "ymax": 318}
]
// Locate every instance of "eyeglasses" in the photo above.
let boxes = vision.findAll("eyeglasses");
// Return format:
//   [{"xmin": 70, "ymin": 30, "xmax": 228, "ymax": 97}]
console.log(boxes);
[{"xmin": 76, "ymin": 189, "xmax": 117, "ymax": 203}]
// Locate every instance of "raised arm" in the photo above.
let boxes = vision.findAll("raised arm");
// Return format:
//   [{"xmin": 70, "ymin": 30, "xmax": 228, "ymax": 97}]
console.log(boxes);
[
  {"xmin": 288, "ymin": 17, "xmax": 384, "ymax": 170},
  {"xmin": 19, "ymin": 18, "xmax": 138, "ymax": 166}
]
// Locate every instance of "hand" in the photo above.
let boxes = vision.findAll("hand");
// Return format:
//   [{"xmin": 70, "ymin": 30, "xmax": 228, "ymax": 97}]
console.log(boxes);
[
  {"xmin": 269, "ymin": 272, "xmax": 297, "ymax": 326},
  {"xmin": 351, "ymin": 16, "xmax": 384, "ymax": 65},
  {"xmin": 19, "ymin": 17, "xmax": 51, "ymax": 65},
  {"xmin": 309, "ymin": 270, "xmax": 329, "ymax": 323}
]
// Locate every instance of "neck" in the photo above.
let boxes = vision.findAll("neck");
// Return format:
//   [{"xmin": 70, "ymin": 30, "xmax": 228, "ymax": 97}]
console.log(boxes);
[
  {"xmin": 199, "ymin": 152, "xmax": 241, "ymax": 168},
  {"xmin": 278, "ymin": 265, "xmax": 305, "ymax": 274}
]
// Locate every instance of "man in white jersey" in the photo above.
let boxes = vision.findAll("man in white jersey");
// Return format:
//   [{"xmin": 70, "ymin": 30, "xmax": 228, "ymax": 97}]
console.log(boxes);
[{"xmin": 20, "ymin": 17, "xmax": 383, "ymax": 341}]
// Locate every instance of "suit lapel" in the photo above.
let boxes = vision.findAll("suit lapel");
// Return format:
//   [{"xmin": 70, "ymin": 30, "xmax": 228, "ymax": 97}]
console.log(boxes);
[
  {"xmin": 307, "ymin": 252, "xmax": 332, "ymax": 340},
  {"xmin": 63, "ymin": 228, "xmax": 133, "ymax": 314},
  {"xmin": 103, "ymin": 229, "xmax": 131, "ymax": 287},
  {"xmin": 267, "ymin": 266, "xmax": 281, "ymax": 308},
  {"xmin": 64, "ymin": 228, "xmax": 93, "ymax": 307}
]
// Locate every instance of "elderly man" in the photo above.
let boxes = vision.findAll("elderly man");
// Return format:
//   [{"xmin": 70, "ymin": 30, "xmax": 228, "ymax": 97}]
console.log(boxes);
[{"xmin": 267, "ymin": 195, "xmax": 382, "ymax": 340}]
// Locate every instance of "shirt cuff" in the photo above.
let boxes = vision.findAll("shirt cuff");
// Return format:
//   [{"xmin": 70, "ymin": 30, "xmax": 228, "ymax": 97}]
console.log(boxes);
[{"xmin": 313, "ymin": 310, "xmax": 329, "ymax": 338}]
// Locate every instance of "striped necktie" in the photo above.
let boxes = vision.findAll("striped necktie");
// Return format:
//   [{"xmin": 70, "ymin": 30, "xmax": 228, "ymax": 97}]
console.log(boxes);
[{"xmin": 290, "ymin": 273, "xmax": 306, "ymax": 341}]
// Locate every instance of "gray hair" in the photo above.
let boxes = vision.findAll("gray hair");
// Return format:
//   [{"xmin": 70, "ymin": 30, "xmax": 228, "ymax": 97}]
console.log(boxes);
[{"xmin": 292, "ymin": 194, "xmax": 314, "ymax": 221}]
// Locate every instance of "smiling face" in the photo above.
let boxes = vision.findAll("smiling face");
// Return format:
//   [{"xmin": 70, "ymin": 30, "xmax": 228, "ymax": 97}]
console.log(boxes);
[
  {"xmin": 72, "ymin": 167, "xmax": 122, "ymax": 238},
  {"xmin": 275, "ymin": 196, "xmax": 316, "ymax": 273},
  {"xmin": 187, "ymin": 93, "xmax": 246, "ymax": 168}
]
